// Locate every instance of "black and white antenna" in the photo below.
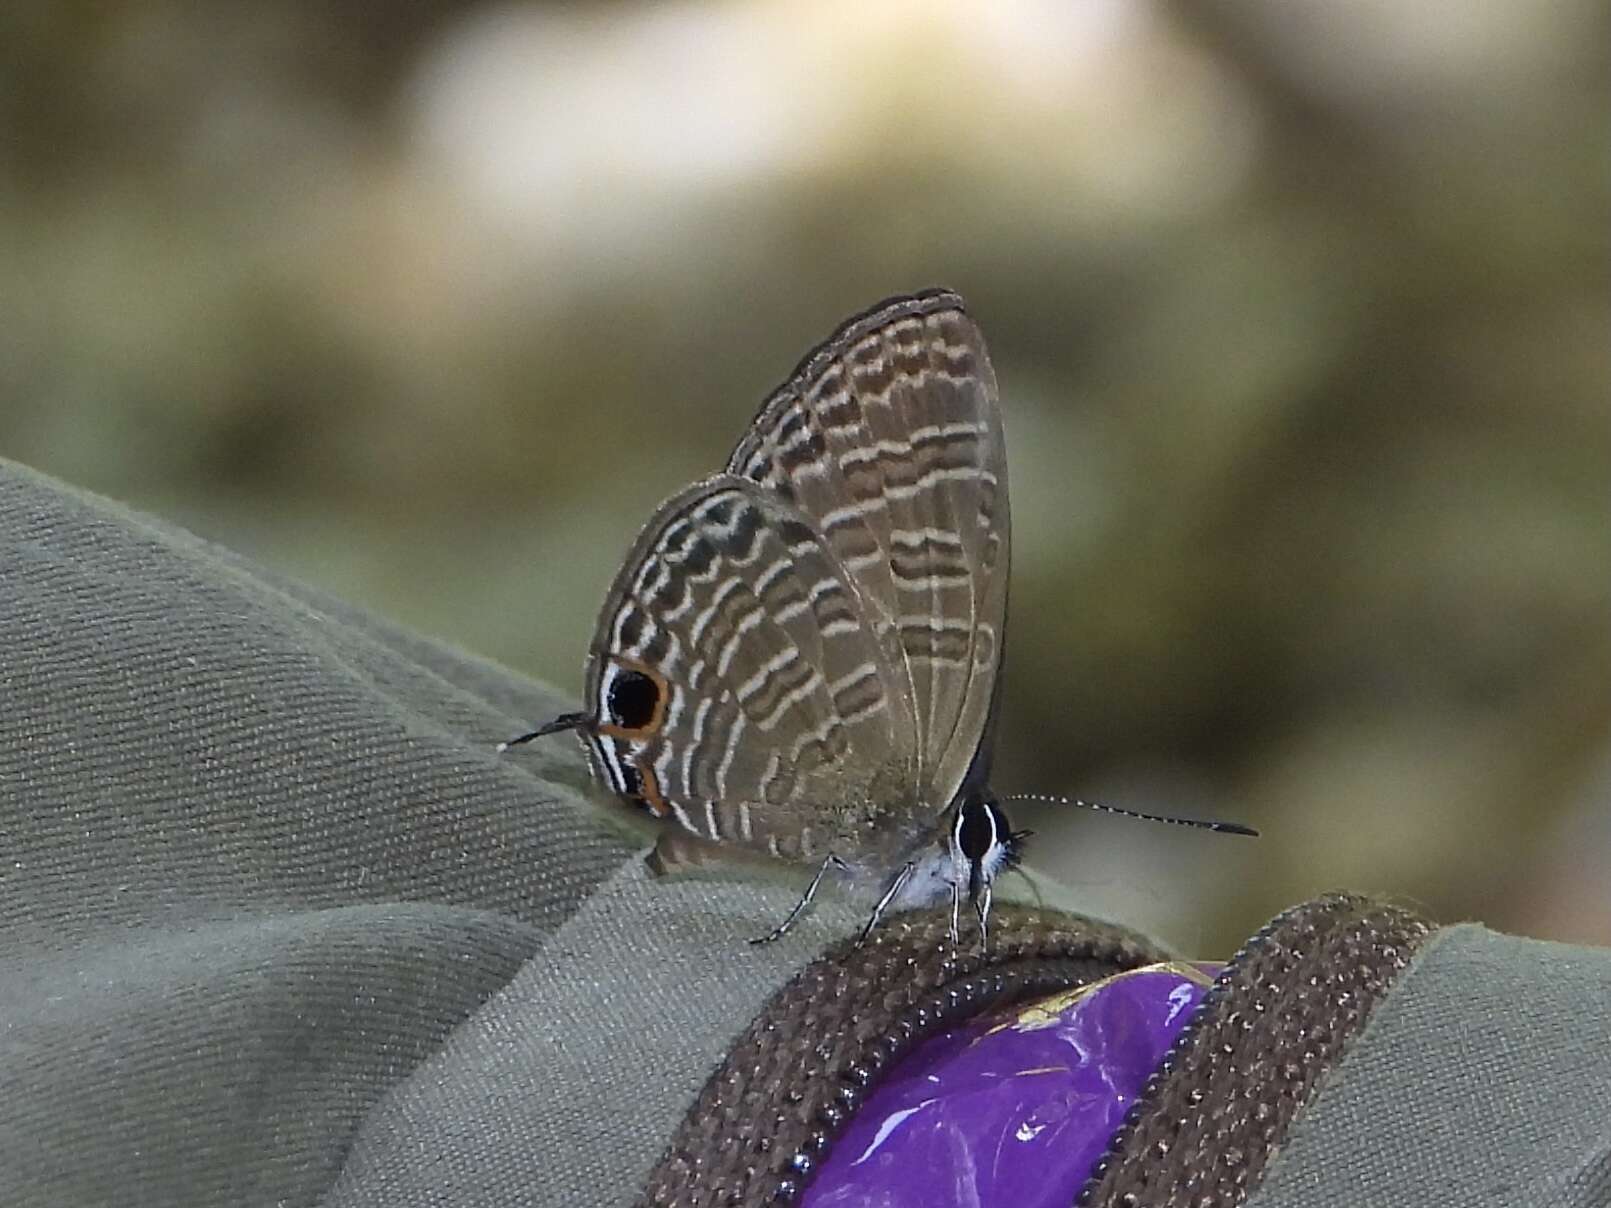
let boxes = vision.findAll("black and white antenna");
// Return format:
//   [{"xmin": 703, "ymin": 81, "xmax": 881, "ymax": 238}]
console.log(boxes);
[{"xmin": 1000, "ymin": 794, "xmax": 1258, "ymax": 837}]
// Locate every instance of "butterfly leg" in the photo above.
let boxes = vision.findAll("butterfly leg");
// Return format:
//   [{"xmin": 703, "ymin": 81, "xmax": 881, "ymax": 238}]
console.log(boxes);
[
  {"xmin": 751, "ymin": 854, "xmax": 848, "ymax": 945},
  {"xmin": 857, "ymin": 862, "xmax": 917, "ymax": 945},
  {"xmin": 972, "ymin": 881, "xmax": 993, "ymax": 953},
  {"xmin": 948, "ymin": 878, "xmax": 962, "ymax": 946}
]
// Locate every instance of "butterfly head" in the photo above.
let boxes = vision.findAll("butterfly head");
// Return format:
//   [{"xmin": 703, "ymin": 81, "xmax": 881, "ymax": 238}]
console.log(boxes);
[
  {"xmin": 879, "ymin": 795, "xmax": 1030, "ymax": 946},
  {"xmin": 952, "ymin": 795, "xmax": 1029, "ymax": 904}
]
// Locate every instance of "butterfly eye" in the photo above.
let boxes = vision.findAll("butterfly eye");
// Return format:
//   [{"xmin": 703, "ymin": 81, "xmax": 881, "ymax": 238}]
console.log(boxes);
[
  {"xmin": 605, "ymin": 664, "xmax": 665, "ymax": 733},
  {"xmin": 954, "ymin": 798, "xmax": 1001, "ymax": 863}
]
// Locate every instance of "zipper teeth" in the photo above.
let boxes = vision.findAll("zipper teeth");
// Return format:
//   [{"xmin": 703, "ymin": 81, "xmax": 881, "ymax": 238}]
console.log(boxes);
[
  {"xmin": 641, "ymin": 908, "xmax": 1170, "ymax": 1208},
  {"xmin": 1076, "ymin": 893, "xmax": 1434, "ymax": 1208}
]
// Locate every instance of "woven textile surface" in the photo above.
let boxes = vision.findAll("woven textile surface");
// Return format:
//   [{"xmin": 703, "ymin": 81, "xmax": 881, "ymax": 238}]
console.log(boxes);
[{"xmin": 0, "ymin": 459, "xmax": 861, "ymax": 1207}]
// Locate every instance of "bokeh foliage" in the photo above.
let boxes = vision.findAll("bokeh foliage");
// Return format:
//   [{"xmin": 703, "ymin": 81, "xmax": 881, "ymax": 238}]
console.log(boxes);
[{"xmin": 4, "ymin": 0, "xmax": 1607, "ymax": 951}]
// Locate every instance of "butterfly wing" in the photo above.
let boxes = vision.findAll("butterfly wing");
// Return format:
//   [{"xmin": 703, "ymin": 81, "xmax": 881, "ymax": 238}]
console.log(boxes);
[
  {"xmin": 579, "ymin": 475, "xmax": 923, "ymax": 864},
  {"xmin": 727, "ymin": 289, "xmax": 1010, "ymax": 812}
]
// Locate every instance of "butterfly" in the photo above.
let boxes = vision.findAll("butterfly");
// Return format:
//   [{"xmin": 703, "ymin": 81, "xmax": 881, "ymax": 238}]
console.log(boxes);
[{"xmin": 503, "ymin": 289, "xmax": 1254, "ymax": 945}]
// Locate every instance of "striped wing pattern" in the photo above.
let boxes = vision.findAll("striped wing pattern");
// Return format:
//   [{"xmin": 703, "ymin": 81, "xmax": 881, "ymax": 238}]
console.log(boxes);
[
  {"xmin": 581, "ymin": 290, "xmax": 1007, "ymax": 865},
  {"xmin": 582, "ymin": 478, "xmax": 917, "ymax": 862},
  {"xmin": 729, "ymin": 291, "xmax": 1009, "ymax": 817}
]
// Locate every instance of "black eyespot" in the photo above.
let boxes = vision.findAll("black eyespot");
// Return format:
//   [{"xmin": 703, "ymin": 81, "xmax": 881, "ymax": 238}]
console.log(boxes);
[
  {"xmin": 955, "ymin": 799, "xmax": 999, "ymax": 862},
  {"xmin": 607, "ymin": 669, "xmax": 661, "ymax": 730}
]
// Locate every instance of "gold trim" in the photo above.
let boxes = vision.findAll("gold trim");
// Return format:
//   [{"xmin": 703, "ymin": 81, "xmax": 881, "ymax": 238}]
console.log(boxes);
[{"xmin": 993, "ymin": 960, "xmax": 1216, "ymax": 1033}]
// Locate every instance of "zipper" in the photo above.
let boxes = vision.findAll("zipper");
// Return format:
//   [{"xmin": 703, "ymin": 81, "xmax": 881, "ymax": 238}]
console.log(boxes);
[{"xmin": 1075, "ymin": 893, "xmax": 1434, "ymax": 1208}]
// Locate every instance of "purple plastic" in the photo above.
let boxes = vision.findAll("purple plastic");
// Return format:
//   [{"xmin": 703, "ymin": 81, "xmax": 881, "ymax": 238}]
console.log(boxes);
[{"xmin": 801, "ymin": 963, "xmax": 1216, "ymax": 1207}]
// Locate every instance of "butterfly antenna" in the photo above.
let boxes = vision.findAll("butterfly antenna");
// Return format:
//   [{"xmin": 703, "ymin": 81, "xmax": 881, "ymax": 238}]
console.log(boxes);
[
  {"xmin": 1001, "ymin": 794, "xmax": 1258, "ymax": 837},
  {"xmin": 497, "ymin": 711, "xmax": 592, "ymax": 752}
]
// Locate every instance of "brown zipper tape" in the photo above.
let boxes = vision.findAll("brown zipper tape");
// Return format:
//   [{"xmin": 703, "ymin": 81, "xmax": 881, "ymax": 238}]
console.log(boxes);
[{"xmin": 1077, "ymin": 893, "xmax": 1435, "ymax": 1207}]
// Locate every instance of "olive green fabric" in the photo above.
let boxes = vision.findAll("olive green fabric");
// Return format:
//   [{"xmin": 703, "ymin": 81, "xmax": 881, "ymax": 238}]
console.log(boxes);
[
  {"xmin": 1247, "ymin": 923, "xmax": 1611, "ymax": 1208},
  {"xmin": 324, "ymin": 860, "xmax": 862, "ymax": 1206},
  {"xmin": 15, "ymin": 457, "xmax": 1611, "ymax": 1208},
  {"xmin": 0, "ymin": 458, "xmax": 856, "ymax": 1206}
]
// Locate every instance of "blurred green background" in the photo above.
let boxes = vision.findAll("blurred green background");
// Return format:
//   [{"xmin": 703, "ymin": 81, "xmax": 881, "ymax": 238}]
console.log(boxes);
[{"xmin": 4, "ymin": 0, "xmax": 1607, "ymax": 953}]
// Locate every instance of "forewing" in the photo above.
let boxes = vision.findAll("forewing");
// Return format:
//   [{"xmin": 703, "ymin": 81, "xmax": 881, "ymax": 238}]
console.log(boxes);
[
  {"xmin": 580, "ymin": 476, "xmax": 917, "ymax": 862},
  {"xmin": 727, "ymin": 290, "xmax": 1009, "ymax": 808}
]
